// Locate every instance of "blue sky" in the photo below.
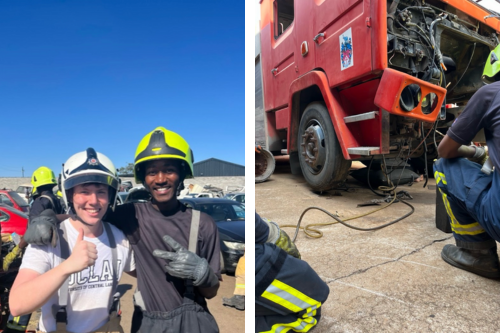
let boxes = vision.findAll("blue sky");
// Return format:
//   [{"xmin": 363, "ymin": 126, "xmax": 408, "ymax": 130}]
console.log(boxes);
[{"xmin": 0, "ymin": 0, "xmax": 245, "ymax": 177}]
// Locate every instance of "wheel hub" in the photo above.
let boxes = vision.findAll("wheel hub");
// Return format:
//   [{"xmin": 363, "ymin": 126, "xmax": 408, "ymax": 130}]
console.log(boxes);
[{"xmin": 300, "ymin": 124, "xmax": 326, "ymax": 172}]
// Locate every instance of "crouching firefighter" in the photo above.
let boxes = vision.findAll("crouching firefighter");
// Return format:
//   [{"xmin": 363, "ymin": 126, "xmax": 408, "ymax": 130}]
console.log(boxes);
[
  {"xmin": 434, "ymin": 43, "xmax": 500, "ymax": 279},
  {"xmin": 255, "ymin": 212, "xmax": 330, "ymax": 332},
  {"xmin": 9, "ymin": 148, "xmax": 135, "ymax": 333}
]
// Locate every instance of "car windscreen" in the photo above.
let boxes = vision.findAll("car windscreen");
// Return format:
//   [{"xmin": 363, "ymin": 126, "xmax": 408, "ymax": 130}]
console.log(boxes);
[
  {"xmin": 8, "ymin": 191, "xmax": 29, "ymax": 207},
  {"xmin": 197, "ymin": 203, "xmax": 245, "ymax": 221}
]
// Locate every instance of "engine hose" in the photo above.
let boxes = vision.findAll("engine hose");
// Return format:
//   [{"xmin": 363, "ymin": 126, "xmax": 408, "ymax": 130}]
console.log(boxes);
[
  {"xmin": 387, "ymin": 0, "xmax": 401, "ymax": 32},
  {"xmin": 429, "ymin": 14, "xmax": 448, "ymax": 70},
  {"xmin": 422, "ymin": 122, "xmax": 429, "ymax": 188}
]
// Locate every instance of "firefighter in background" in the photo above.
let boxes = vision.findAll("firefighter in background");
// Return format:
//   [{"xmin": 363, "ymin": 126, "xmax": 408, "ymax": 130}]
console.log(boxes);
[
  {"xmin": 29, "ymin": 166, "xmax": 64, "ymax": 219},
  {"xmin": 222, "ymin": 253, "xmax": 245, "ymax": 310},
  {"xmin": 434, "ymin": 43, "xmax": 500, "ymax": 279},
  {"xmin": 2, "ymin": 166, "xmax": 63, "ymax": 333},
  {"xmin": 255, "ymin": 212, "xmax": 329, "ymax": 332}
]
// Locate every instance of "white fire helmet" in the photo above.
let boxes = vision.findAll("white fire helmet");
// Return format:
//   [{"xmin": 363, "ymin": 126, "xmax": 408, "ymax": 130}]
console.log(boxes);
[{"xmin": 61, "ymin": 148, "xmax": 120, "ymax": 211}]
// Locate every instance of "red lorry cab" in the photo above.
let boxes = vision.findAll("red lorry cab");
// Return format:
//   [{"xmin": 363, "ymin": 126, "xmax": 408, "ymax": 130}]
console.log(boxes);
[{"xmin": 256, "ymin": 0, "xmax": 500, "ymax": 191}]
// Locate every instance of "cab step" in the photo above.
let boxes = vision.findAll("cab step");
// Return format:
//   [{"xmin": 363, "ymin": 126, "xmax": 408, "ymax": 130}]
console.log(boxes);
[
  {"xmin": 347, "ymin": 147, "xmax": 379, "ymax": 156},
  {"xmin": 344, "ymin": 111, "xmax": 378, "ymax": 123}
]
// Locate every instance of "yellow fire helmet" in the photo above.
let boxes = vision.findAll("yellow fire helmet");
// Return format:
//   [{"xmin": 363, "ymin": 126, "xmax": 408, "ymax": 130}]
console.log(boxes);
[
  {"xmin": 31, "ymin": 166, "xmax": 57, "ymax": 195},
  {"xmin": 134, "ymin": 126, "xmax": 194, "ymax": 184},
  {"xmin": 482, "ymin": 43, "xmax": 500, "ymax": 84}
]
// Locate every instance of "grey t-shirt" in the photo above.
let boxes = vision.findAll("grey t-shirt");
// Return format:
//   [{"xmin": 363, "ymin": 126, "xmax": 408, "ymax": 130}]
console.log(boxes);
[
  {"xmin": 107, "ymin": 201, "xmax": 221, "ymax": 312},
  {"xmin": 447, "ymin": 81, "xmax": 500, "ymax": 170}
]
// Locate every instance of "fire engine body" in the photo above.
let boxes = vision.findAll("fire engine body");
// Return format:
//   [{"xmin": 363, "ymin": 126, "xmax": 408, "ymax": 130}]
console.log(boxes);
[{"xmin": 255, "ymin": 0, "xmax": 500, "ymax": 191}]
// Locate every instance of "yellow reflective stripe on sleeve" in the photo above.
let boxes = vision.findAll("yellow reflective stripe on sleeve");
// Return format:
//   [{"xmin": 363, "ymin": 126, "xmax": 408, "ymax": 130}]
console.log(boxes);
[
  {"xmin": 439, "ymin": 189, "xmax": 486, "ymax": 235},
  {"xmin": 434, "ymin": 171, "xmax": 447, "ymax": 185},
  {"xmin": 261, "ymin": 316, "xmax": 318, "ymax": 333},
  {"xmin": 6, "ymin": 316, "xmax": 27, "ymax": 330},
  {"xmin": 236, "ymin": 284, "xmax": 245, "ymax": 288},
  {"xmin": 262, "ymin": 279, "xmax": 322, "ymax": 314}
]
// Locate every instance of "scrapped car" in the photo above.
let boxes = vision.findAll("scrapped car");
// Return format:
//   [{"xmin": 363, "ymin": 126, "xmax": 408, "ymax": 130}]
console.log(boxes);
[
  {"xmin": 0, "ymin": 204, "xmax": 28, "ymax": 236},
  {"xmin": 15, "ymin": 184, "xmax": 32, "ymax": 200},
  {"xmin": 116, "ymin": 192, "xmax": 129, "ymax": 205},
  {"xmin": 180, "ymin": 198, "xmax": 245, "ymax": 274},
  {"xmin": 124, "ymin": 188, "xmax": 151, "ymax": 203},
  {"xmin": 223, "ymin": 192, "xmax": 245, "ymax": 204},
  {"xmin": 0, "ymin": 190, "xmax": 29, "ymax": 213}
]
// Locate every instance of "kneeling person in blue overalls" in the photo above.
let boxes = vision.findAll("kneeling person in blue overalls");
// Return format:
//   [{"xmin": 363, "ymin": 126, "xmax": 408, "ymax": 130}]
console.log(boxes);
[{"xmin": 434, "ymin": 44, "xmax": 500, "ymax": 279}]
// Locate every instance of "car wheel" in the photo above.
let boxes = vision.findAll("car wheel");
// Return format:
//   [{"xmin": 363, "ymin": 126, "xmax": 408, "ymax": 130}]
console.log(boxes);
[
  {"xmin": 220, "ymin": 252, "xmax": 226, "ymax": 274},
  {"xmin": 298, "ymin": 101, "xmax": 351, "ymax": 191}
]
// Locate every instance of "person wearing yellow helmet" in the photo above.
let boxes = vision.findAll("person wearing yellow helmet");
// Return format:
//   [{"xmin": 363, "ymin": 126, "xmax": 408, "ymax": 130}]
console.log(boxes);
[
  {"xmin": 29, "ymin": 167, "xmax": 64, "ymax": 224},
  {"xmin": 24, "ymin": 127, "xmax": 221, "ymax": 333},
  {"xmin": 122, "ymin": 127, "xmax": 220, "ymax": 333},
  {"xmin": 434, "ymin": 43, "xmax": 500, "ymax": 279},
  {"xmin": 0, "ymin": 166, "xmax": 60, "ymax": 332}
]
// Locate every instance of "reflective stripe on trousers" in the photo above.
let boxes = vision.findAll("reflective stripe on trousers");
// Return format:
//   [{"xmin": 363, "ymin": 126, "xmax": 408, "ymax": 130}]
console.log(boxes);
[
  {"xmin": 438, "ymin": 187, "xmax": 485, "ymax": 236},
  {"xmin": 234, "ymin": 253, "xmax": 245, "ymax": 296},
  {"xmin": 261, "ymin": 279, "xmax": 322, "ymax": 332},
  {"xmin": 261, "ymin": 316, "xmax": 317, "ymax": 333},
  {"xmin": 433, "ymin": 158, "xmax": 495, "ymax": 243}
]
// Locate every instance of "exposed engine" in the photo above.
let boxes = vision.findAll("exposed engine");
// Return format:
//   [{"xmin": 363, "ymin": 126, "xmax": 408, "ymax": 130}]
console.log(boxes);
[{"xmin": 386, "ymin": 0, "xmax": 499, "ymax": 169}]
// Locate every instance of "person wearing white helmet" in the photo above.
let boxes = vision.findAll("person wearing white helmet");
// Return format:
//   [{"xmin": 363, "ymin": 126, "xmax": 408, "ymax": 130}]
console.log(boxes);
[{"xmin": 9, "ymin": 148, "xmax": 135, "ymax": 333}]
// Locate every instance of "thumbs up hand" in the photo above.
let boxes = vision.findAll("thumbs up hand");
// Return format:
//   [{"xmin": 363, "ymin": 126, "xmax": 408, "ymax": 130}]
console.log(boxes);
[{"xmin": 64, "ymin": 229, "xmax": 98, "ymax": 274}]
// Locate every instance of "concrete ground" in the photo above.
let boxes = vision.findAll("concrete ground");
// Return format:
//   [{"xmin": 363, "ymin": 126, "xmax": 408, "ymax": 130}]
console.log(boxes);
[
  {"xmin": 27, "ymin": 273, "xmax": 244, "ymax": 332},
  {"xmin": 256, "ymin": 159, "xmax": 500, "ymax": 333}
]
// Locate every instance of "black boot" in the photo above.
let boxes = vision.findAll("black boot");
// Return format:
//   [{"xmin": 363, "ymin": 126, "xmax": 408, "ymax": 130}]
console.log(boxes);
[
  {"xmin": 222, "ymin": 295, "xmax": 245, "ymax": 310},
  {"xmin": 441, "ymin": 241, "xmax": 500, "ymax": 279}
]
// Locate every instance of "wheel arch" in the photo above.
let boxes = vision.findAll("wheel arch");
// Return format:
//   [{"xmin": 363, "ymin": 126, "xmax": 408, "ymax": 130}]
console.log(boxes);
[{"xmin": 287, "ymin": 71, "xmax": 354, "ymax": 160}]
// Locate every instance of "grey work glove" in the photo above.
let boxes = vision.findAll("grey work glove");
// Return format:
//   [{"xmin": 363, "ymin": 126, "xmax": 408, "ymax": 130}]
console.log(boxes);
[
  {"xmin": 468, "ymin": 146, "xmax": 488, "ymax": 165},
  {"xmin": 23, "ymin": 209, "xmax": 58, "ymax": 247},
  {"xmin": 153, "ymin": 235, "xmax": 218, "ymax": 288}
]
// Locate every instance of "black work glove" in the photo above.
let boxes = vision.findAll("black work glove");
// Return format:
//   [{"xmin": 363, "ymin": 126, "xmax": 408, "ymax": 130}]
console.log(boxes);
[
  {"xmin": 153, "ymin": 235, "xmax": 218, "ymax": 288},
  {"xmin": 23, "ymin": 209, "xmax": 58, "ymax": 247}
]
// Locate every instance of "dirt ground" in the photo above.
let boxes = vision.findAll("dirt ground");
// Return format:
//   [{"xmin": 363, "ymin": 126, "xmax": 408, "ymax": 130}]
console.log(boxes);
[
  {"xmin": 256, "ymin": 159, "xmax": 500, "ymax": 333},
  {"xmin": 27, "ymin": 273, "xmax": 244, "ymax": 332}
]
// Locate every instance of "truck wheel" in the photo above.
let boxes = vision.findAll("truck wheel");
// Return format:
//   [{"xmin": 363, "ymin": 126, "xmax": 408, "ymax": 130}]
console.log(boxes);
[{"xmin": 298, "ymin": 102, "xmax": 351, "ymax": 191}]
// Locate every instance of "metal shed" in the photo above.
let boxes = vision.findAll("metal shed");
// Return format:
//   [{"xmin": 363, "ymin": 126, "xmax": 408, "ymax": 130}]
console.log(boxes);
[{"xmin": 193, "ymin": 158, "xmax": 245, "ymax": 177}]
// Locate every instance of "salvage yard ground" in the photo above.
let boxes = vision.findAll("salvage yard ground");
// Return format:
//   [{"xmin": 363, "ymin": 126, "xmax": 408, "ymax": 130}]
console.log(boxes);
[{"xmin": 256, "ymin": 160, "xmax": 500, "ymax": 333}]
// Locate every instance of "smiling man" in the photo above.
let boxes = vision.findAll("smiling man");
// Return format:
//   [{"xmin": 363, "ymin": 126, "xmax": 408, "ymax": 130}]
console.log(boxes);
[
  {"xmin": 10, "ymin": 148, "xmax": 134, "ymax": 333},
  {"xmin": 103, "ymin": 127, "xmax": 221, "ymax": 333}
]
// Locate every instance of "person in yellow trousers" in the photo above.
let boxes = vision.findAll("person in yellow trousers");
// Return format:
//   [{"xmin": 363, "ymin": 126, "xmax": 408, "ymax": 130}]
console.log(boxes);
[{"xmin": 222, "ymin": 253, "xmax": 245, "ymax": 310}]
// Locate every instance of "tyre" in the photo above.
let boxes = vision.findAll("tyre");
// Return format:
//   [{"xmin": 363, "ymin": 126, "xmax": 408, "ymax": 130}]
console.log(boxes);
[
  {"xmin": 298, "ymin": 102, "xmax": 351, "ymax": 191},
  {"xmin": 220, "ymin": 252, "xmax": 226, "ymax": 274}
]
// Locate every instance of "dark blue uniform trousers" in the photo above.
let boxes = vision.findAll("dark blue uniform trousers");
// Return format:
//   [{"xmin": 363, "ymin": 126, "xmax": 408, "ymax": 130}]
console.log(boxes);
[{"xmin": 433, "ymin": 158, "xmax": 500, "ymax": 248}]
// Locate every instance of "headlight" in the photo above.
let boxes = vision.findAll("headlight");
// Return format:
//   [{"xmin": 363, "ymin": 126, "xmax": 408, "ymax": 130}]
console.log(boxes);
[{"xmin": 223, "ymin": 241, "xmax": 245, "ymax": 251}]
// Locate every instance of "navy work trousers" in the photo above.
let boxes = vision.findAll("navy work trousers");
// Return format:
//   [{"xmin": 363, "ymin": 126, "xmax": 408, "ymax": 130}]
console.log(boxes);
[{"xmin": 433, "ymin": 158, "xmax": 500, "ymax": 244}]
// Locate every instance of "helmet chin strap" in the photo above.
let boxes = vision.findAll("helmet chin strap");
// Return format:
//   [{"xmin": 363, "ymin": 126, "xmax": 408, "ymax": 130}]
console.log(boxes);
[{"xmin": 176, "ymin": 177, "xmax": 185, "ymax": 197}]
